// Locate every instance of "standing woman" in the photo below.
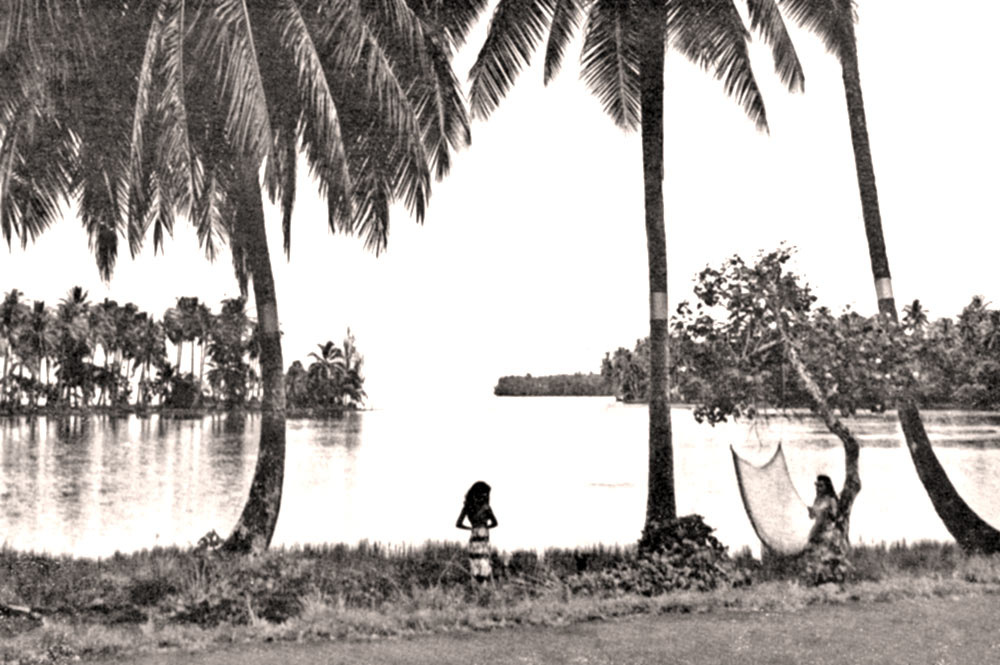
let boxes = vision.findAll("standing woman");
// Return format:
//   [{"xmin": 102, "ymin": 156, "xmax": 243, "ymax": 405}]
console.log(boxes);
[
  {"xmin": 456, "ymin": 481, "xmax": 499, "ymax": 583},
  {"xmin": 805, "ymin": 474, "xmax": 850, "ymax": 584}
]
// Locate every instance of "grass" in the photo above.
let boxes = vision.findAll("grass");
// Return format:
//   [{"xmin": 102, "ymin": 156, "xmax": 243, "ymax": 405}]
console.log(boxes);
[{"xmin": 1, "ymin": 538, "xmax": 999, "ymax": 664}]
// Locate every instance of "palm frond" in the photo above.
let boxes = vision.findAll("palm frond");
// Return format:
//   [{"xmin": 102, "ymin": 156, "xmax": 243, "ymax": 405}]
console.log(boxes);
[
  {"xmin": 776, "ymin": 0, "xmax": 853, "ymax": 59},
  {"xmin": 581, "ymin": 0, "xmax": 640, "ymax": 130},
  {"xmin": 0, "ymin": 111, "xmax": 76, "ymax": 250},
  {"xmin": 746, "ymin": 0, "xmax": 803, "ymax": 92},
  {"xmin": 468, "ymin": 0, "xmax": 556, "ymax": 120},
  {"xmin": 544, "ymin": 0, "xmax": 585, "ymax": 84},
  {"xmin": 272, "ymin": 0, "xmax": 352, "ymax": 236},
  {"xmin": 414, "ymin": 30, "xmax": 471, "ymax": 180},
  {"xmin": 191, "ymin": 0, "xmax": 273, "ymax": 167},
  {"xmin": 156, "ymin": 0, "xmax": 197, "ymax": 219},
  {"xmin": 667, "ymin": 0, "xmax": 768, "ymax": 132},
  {"xmin": 412, "ymin": 0, "xmax": 491, "ymax": 51}
]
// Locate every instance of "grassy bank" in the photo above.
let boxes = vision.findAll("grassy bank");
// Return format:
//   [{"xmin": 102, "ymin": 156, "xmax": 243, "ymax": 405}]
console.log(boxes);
[{"xmin": 1, "ymin": 535, "xmax": 1000, "ymax": 664}]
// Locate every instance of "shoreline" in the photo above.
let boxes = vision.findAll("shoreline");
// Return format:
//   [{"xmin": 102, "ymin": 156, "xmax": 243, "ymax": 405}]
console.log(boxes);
[{"xmin": 0, "ymin": 405, "xmax": 364, "ymax": 419}]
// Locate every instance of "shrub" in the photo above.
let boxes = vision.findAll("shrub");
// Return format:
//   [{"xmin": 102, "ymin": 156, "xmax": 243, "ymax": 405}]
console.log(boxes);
[{"xmin": 565, "ymin": 515, "xmax": 747, "ymax": 597}]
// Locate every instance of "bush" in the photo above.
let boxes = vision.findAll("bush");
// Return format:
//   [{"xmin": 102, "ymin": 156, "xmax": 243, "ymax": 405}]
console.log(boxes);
[{"xmin": 565, "ymin": 515, "xmax": 747, "ymax": 597}]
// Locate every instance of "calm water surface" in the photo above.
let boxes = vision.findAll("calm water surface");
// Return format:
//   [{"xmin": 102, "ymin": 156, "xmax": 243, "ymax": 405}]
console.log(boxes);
[{"xmin": 1, "ymin": 398, "xmax": 999, "ymax": 557}]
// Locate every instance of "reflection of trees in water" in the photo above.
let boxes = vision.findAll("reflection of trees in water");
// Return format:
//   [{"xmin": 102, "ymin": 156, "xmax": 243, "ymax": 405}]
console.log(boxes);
[
  {"xmin": 206, "ymin": 413, "xmax": 253, "ymax": 489},
  {"xmin": 51, "ymin": 414, "xmax": 92, "ymax": 444},
  {"xmin": 341, "ymin": 411, "xmax": 362, "ymax": 450}
]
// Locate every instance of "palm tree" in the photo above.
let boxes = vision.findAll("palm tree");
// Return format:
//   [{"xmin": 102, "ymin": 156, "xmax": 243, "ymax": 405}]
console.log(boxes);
[
  {"xmin": 307, "ymin": 340, "xmax": 346, "ymax": 407},
  {"xmin": 780, "ymin": 1, "xmax": 1000, "ymax": 552},
  {"xmin": 0, "ymin": 290, "xmax": 29, "ymax": 407},
  {"xmin": 0, "ymin": 1, "xmax": 473, "ymax": 553},
  {"xmin": 21, "ymin": 301, "xmax": 57, "ymax": 407},
  {"xmin": 468, "ymin": 0, "xmax": 804, "ymax": 526},
  {"xmin": 133, "ymin": 313, "xmax": 166, "ymax": 409},
  {"xmin": 54, "ymin": 287, "xmax": 94, "ymax": 408},
  {"xmin": 902, "ymin": 299, "xmax": 928, "ymax": 334},
  {"xmin": 162, "ymin": 303, "xmax": 185, "ymax": 373}
]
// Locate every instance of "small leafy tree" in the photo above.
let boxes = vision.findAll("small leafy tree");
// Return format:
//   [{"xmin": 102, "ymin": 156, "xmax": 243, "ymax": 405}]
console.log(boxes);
[{"xmin": 677, "ymin": 247, "xmax": 893, "ymax": 544}]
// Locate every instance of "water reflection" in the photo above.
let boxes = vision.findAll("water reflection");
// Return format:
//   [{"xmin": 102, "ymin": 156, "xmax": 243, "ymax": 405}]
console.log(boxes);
[{"xmin": 0, "ymin": 403, "xmax": 997, "ymax": 557}]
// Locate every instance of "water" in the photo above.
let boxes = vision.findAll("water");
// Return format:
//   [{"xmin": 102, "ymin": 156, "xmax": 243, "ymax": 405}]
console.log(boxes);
[{"xmin": 1, "ymin": 398, "xmax": 999, "ymax": 558}]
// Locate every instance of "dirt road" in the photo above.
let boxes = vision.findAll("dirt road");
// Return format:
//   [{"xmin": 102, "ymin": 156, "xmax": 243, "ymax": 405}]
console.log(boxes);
[{"xmin": 110, "ymin": 595, "xmax": 1000, "ymax": 665}]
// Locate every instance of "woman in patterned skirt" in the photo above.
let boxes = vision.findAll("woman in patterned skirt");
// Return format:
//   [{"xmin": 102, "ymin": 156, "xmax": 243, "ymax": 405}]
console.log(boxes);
[
  {"xmin": 805, "ymin": 474, "xmax": 850, "ymax": 584},
  {"xmin": 455, "ymin": 481, "xmax": 499, "ymax": 583}
]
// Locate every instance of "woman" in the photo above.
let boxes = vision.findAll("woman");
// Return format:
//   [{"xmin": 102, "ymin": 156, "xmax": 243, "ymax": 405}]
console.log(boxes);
[
  {"xmin": 455, "ymin": 481, "xmax": 499, "ymax": 583},
  {"xmin": 805, "ymin": 474, "xmax": 849, "ymax": 584}
]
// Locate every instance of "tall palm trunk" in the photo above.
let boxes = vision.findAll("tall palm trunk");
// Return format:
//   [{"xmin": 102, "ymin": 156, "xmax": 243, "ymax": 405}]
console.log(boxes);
[
  {"xmin": 839, "ymin": 26, "xmax": 894, "ymax": 319},
  {"xmin": 839, "ymin": 18, "xmax": 1000, "ymax": 552},
  {"xmin": 222, "ymin": 166, "xmax": 287, "ymax": 554},
  {"xmin": 639, "ymin": 0, "xmax": 675, "ymax": 526}
]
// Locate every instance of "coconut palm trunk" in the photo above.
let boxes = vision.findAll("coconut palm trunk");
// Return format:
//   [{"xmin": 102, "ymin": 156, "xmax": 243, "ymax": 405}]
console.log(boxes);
[
  {"xmin": 838, "ymin": 25, "xmax": 894, "ymax": 320},
  {"xmin": 222, "ymin": 167, "xmax": 287, "ymax": 554},
  {"xmin": 638, "ymin": 0, "xmax": 675, "ymax": 524},
  {"xmin": 833, "ymin": 9, "xmax": 1000, "ymax": 552}
]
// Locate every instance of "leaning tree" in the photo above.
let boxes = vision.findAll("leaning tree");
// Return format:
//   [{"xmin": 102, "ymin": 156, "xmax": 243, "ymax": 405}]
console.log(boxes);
[{"xmin": 778, "ymin": 0, "xmax": 1000, "ymax": 551}]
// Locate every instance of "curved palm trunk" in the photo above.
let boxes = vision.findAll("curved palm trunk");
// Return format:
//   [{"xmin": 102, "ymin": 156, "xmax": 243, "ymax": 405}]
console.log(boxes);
[
  {"xmin": 839, "ymin": 20, "xmax": 1000, "ymax": 552},
  {"xmin": 639, "ymin": 0, "xmax": 675, "ymax": 526},
  {"xmin": 222, "ymin": 166, "xmax": 287, "ymax": 554}
]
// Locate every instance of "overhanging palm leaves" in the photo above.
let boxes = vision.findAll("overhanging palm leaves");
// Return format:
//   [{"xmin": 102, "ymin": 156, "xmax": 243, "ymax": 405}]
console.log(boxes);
[{"xmin": 470, "ymin": 0, "xmax": 803, "ymax": 130}]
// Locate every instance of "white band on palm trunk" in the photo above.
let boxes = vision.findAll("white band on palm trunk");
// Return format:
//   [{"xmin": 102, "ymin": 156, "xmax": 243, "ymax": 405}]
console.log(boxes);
[
  {"xmin": 258, "ymin": 303, "xmax": 279, "ymax": 333},
  {"xmin": 650, "ymin": 292, "xmax": 668, "ymax": 321},
  {"xmin": 875, "ymin": 278, "xmax": 893, "ymax": 301}
]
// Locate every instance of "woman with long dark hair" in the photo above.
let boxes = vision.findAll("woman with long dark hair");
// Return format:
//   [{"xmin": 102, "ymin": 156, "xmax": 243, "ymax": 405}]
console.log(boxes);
[
  {"xmin": 456, "ymin": 481, "xmax": 499, "ymax": 583},
  {"xmin": 806, "ymin": 474, "xmax": 849, "ymax": 584}
]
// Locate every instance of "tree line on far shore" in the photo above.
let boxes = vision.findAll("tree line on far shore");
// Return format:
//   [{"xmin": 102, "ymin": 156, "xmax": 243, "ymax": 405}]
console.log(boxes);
[
  {"xmin": 0, "ymin": 288, "xmax": 364, "ymax": 414},
  {"xmin": 493, "ymin": 373, "xmax": 611, "ymax": 397}
]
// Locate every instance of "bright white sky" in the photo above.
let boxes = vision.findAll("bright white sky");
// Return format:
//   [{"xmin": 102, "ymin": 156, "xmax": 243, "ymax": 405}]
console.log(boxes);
[{"xmin": 1, "ymin": 2, "xmax": 998, "ymax": 409}]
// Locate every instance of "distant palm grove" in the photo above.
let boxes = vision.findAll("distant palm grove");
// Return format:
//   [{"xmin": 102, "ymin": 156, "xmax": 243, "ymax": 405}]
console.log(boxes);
[{"xmin": 0, "ymin": 288, "xmax": 364, "ymax": 414}]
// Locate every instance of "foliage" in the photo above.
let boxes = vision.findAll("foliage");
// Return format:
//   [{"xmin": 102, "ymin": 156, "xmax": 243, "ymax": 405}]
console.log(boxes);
[
  {"xmin": 0, "ymin": 288, "xmax": 364, "ymax": 413},
  {"xmin": 493, "ymin": 373, "xmax": 612, "ymax": 397},
  {"xmin": 284, "ymin": 331, "xmax": 366, "ymax": 410},
  {"xmin": 602, "ymin": 249, "xmax": 1000, "ymax": 413}
]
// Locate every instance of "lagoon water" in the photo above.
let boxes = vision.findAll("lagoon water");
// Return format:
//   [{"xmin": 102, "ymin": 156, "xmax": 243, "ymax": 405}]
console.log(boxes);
[{"xmin": 1, "ymin": 398, "xmax": 999, "ymax": 558}]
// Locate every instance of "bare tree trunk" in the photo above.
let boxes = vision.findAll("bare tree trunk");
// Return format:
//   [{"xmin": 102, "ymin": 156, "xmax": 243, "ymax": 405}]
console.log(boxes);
[
  {"xmin": 223, "ymin": 166, "xmax": 287, "ymax": 554},
  {"xmin": 639, "ymin": 0, "xmax": 675, "ymax": 526},
  {"xmin": 771, "ymin": 297, "xmax": 861, "ymax": 529}
]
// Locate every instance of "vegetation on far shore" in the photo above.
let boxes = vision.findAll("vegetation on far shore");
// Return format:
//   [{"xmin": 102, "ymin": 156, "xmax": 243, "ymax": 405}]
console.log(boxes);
[
  {"xmin": 499, "ymin": 289, "xmax": 1000, "ymax": 414},
  {"xmin": 2, "ymin": 526, "xmax": 999, "ymax": 664},
  {"xmin": 493, "ymin": 373, "xmax": 612, "ymax": 397},
  {"xmin": 0, "ymin": 289, "xmax": 366, "ymax": 417}
]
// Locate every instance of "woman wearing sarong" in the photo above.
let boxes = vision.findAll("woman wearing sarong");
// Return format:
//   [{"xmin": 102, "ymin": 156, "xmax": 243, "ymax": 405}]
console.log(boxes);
[
  {"xmin": 805, "ymin": 474, "xmax": 850, "ymax": 584},
  {"xmin": 455, "ymin": 481, "xmax": 499, "ymax": 583}
]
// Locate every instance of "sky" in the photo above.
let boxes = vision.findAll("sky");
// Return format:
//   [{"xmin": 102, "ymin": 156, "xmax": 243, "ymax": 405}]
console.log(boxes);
[{"xmin": 1, "ymin": 1, "xmax": 998, "ymax": 409}]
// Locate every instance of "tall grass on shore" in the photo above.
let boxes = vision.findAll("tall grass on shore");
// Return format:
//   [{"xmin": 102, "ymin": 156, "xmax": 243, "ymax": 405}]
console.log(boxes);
[{"xmin": 1, "ymin": 539, "xmax": 1000, "ymax": 663}]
